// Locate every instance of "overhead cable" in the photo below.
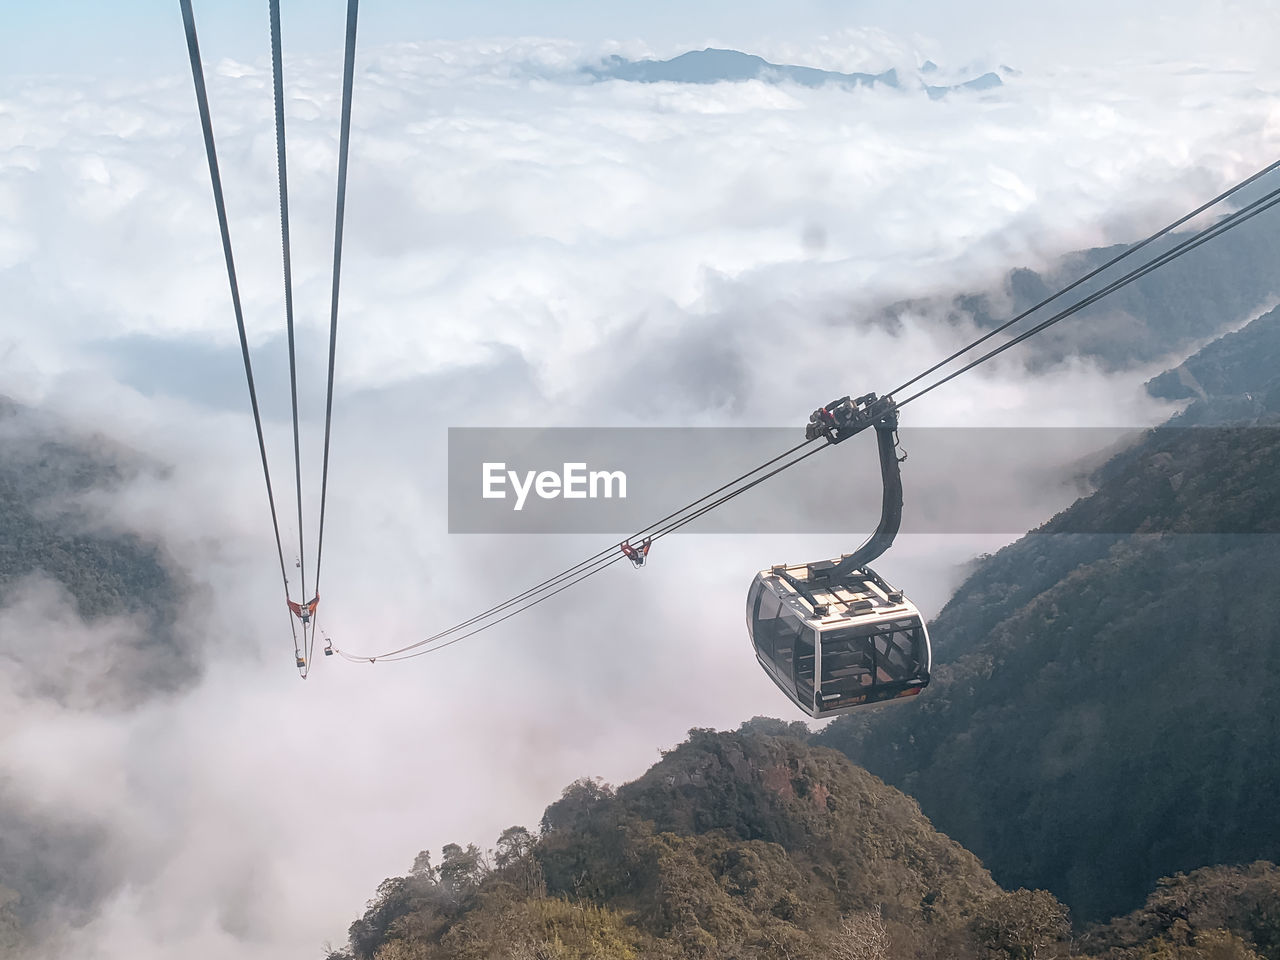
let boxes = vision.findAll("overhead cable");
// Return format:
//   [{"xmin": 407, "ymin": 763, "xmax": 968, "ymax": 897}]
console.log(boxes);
[{"xmin": 337, "ymin": 159, "xmax": 1280, "ymax": 665}]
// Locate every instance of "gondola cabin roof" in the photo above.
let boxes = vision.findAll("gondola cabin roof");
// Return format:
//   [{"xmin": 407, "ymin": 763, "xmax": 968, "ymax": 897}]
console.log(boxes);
[{"xmin": 759, "ymin": 560, "xmax": 915, "ymax": 631}]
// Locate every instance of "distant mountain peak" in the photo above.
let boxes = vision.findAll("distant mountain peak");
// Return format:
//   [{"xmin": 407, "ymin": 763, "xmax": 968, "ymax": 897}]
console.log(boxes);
[
  {"xmin": 583, "ymin": 47, "xmax": 898, "ymax": 88},
  {"xmin": 580, "ymin": 47, "xmax": 1002, "ymax": 97}
]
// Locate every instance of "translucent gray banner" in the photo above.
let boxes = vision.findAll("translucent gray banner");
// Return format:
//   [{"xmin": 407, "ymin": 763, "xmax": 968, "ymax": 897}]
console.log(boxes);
[{"xmin": 447, "ymin": 426, "xmax": 1280, "ymax": 535}]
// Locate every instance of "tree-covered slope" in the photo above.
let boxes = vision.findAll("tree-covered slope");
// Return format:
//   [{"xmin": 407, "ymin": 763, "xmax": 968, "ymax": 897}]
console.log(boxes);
[
  {"xmin": 330, "ymin": 727, "xmax": 1280, "ymax": 960},
  {"xmin": 820, "ymin": 529, "xmax": 1280, "ymax": 921},
  {"xmin": 879, "ymin": 198, "xmax": 1280, "ymax": 371},
  {"xmin": 1080, "ymin": 862, "xmax": 1280, "ymax": 959},
  {"xmin": 0, "ymin": 397, "xmax": 177, "ymax": 625},
  {"xmin": 332, "ymin": 725, "xmax": 1017, "ymax": 960},
  {"xmin": 816, "ymin": 312, "xmax": 1280, "ymax": 922},
  {"xmin": 1146, "ymin": 305, "xmax": 1280, "ymax": 403}
]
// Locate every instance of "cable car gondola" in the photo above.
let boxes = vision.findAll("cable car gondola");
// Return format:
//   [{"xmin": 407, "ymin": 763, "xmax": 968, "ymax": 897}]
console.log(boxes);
[{"xmin": 747, "ymin": 393, "xmax": 931, "ymax": 718}]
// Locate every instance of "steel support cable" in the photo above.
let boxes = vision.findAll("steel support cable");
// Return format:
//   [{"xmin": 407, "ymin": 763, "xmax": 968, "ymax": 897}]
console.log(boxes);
[
  {"xmin": 288, "ymin": 607, "xmax": 303, "ymax": 667},
  {"xmin": 898, "ymin": 183, "xmax": 1280, "ymax": 408},
  {"xmin": 652, "ymin": 441, "xmax": 832, "ymax": 541},
  {"xmin": 335, "ymin": 546, "xmax": 629, "ymax": 661},
  {"xmin": 348, "ymin": 556, "xmax": 629, "ymax": 662},
  {"xmin": 312, "ymin": 0, "xmax": 360, "ymax": 604},
  {"xmin": 268, "ymin": 0, "xmax": 309, "ymax": 608},
  {"xmin": 334, "ymin": 436, "xmax": 823, "ymax": 661},
  {"xmin": 342, "ymin": 441, "xmax": 834, "ymax": 663},
  {"xmin": 179, "ymin": 0, "xmax": 296, "ymax": 623},
  {"xmin": 889, "ymin": 157, "xmax": 1280, "ymax": 399},
  {"xmin": 266, "ymin": 0, "xmax": 314, "ymax": 678}
]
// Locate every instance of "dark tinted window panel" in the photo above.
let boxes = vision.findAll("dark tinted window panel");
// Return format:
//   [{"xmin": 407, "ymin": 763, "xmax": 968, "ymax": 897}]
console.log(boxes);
[
  {"xmin": 770, "ymin": 605, "xmax": 799, "ymax": 695},
  {"xmin": 875, "ymin": 631, "xmax": 916, "ymax": 681},
  {"xmin": 752, "ymin": 591, "xmax": 782, "ymax": 664},
  {"xmin": 818, "ymin": 630, "xmax": 875, "ymax": 699},
  {"xmin": 792, "ymin": 620, "xmax": 815, "ymax": 705},
  {"xmin": 746, "ymin": 581, "xmax": 763, "ymax": 635}
]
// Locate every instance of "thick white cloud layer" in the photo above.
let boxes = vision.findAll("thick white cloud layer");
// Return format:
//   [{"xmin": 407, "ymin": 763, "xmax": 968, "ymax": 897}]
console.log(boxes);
[{"xmin": 2, "ymin": 19, "xmax": 1279, "ymax": 959}]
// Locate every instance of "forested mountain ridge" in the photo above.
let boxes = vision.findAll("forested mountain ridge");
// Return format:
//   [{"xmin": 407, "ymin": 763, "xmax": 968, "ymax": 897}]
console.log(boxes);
[
  {"xmin": 578, "ymin": 47, "xmax": 1004, "ymax": 99},
  {"xmin": 816, "ymin": 307, "xmax": 1280, "ymax": 922},
  {"xmin": 1146, "ymin": 303, "xmax": 1280, "ymax": 406},
  {"xmin": 332, "ymin": 725, "xmax": 1008, "ymax": 960},
  {"xmin": 884, "ymin": 413, "xmax": 1280, "ymax": 665},
  {"xmin": 0, "ymin": 396, "xmax": 182, "ymax": 649},
  {"xmin": 329, "ymin": 726, "xmax": 1280, "ymax": 960},
  {"xmin": 877, "ymin": 203, "xmax": 1280, "ymax": 371},
  {"xmin": 1081, "ymin": 862, "xmax": 1280, "ymax": 959}
]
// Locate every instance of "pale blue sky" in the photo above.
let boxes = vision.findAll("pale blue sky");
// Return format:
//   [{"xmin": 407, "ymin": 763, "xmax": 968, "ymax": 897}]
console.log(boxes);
[
  {"xmin": 6, "ymin": 0, "xmax": 850, "ymax": 78},
  {"xmin": 5, "ymin": 0, "xmax": 1277, "ymax": 80}
]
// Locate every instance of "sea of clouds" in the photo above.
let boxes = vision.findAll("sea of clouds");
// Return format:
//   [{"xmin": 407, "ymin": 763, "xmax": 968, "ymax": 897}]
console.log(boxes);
[{"xmin": 2, "ymin": 15, "xmax": 1279, "ymax": 958}]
